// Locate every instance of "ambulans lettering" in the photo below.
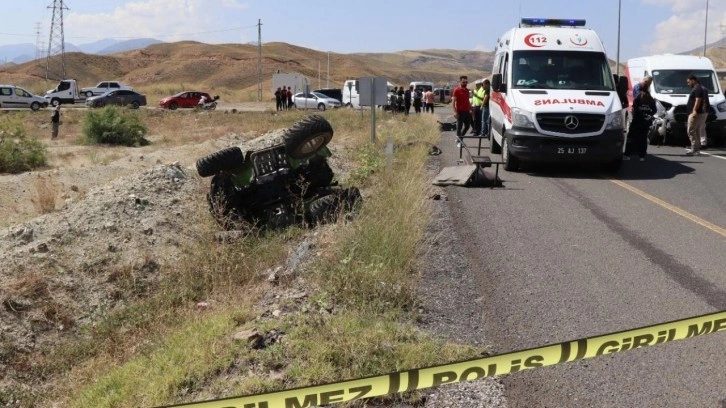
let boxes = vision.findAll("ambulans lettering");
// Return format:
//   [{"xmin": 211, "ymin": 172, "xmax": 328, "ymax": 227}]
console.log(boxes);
[{"xmin": 534, "ymin": 99, "xmax": 605, "ymax": 107}]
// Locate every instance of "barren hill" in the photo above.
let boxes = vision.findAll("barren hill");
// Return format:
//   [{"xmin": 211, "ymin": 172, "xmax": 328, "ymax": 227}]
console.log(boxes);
[{"xmin": 0, "ymin": 41, "xmax": 493, "ymax": 95}]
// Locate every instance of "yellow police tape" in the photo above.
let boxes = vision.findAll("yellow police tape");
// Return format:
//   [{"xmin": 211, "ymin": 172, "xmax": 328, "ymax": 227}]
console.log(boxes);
[{"xmin": 159, "ymin": 310, "xmax": 726, "ymax": 408}]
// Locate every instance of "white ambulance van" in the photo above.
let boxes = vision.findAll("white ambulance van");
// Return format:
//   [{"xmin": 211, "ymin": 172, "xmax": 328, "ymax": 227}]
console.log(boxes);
[
  {"xmin": 625, "ymin": 54, "xmax": 726, "ymax": 147},
  {"xmin": 489, "ymin": 18, "xmax": 628, "ymax": 172}
]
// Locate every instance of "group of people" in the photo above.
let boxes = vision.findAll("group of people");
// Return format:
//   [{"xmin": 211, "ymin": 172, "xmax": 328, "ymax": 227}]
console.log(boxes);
[
  {"xmin": 274, "ymin": 87, "xmax": 293, "ymax": 111},
  {"xmin": 624, "ymin": 73, "xmax": 710, "ymax": 161},
  {"xmin": 388, "ymin": 86, "xmax": 436, "ymax": 115},
  {"xmin": 451, "ymin": 75, "xmax": 491, "ymax": 140}
]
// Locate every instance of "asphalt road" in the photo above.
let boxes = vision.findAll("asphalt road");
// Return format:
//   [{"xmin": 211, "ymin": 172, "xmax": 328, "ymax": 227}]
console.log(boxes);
[{"xmin": 437, "ymin": 124, "xmax": 726, "ymax": 407}]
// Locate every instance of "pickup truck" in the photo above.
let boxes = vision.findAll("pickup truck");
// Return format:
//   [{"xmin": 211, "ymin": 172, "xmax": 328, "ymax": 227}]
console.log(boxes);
[{"xmin": 80, "ymin": 81, "xmax": 133, "ymax": 98}]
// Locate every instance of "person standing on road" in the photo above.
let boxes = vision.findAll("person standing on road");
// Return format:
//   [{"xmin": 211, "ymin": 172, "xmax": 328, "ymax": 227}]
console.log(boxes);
[
  {"xmin": 452, "ymin": 75, "xmax": 473, "ymax": 141},
  {"xmin": 286, "ymin": 86, "xmax": 293, "ymax": 110},
  {"xmin": 623, "ymin": 88, "xmax": 657, "ymax": 161},
  {"xmin": 481, "ymin": 79, "xmax": 491, "ymax": 137},
  {"xmin": 423, "ymin": 88, "xmax": 435, "ymax": 113},
  {"xmin": 471, "ymin": 79, "xmax": 484, "ymax": 136},
  {"xmin": 632, "ymin": 75, "xmax": 653, "ymax": 100},
  {"xmin": 413, "ymin": 87, "xmax": 423, "ymax": 114},
  {"xmin": 51, "ymin": 105, "xmax": 61, "ymax": 139},
  {"xmin": 403, "ymin": 86, "xmax": 413, "ymax": 115},
  {"xmin": 685, "ymin": 74, "xmax": 709, "ymax": 156}
]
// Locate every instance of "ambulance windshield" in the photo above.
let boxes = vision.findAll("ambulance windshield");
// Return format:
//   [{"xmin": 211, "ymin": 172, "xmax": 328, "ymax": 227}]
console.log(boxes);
[
  {"xmin": 512, "ymin": 51, "xmax": 614, "ymax": 91},
  {"xmin": 651, "ymin": 70, "xmax": 719, "ymax": 95}
]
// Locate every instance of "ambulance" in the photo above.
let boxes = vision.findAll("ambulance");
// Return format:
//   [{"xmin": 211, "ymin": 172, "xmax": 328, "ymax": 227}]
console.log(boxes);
[
  {"xmin": 625, "ymin": 54, "xmax": 726, "ymax": 147},
  {"xmin": 489, "ymin": 18, "xmax": 628, "ymax": 172}
]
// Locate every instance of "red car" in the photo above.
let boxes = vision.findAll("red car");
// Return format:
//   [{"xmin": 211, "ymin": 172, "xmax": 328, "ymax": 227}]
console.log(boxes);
[{"xmin": 159, "ymin": 91, "xmax": 212, "ymax": 110}]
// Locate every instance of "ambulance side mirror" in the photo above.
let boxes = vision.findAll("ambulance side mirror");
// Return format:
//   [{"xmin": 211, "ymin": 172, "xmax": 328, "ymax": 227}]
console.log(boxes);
[
  {"xmin": 614, "ymin": 75, "xmax": 629, "ymax": 108},
  {"xmin": 492, "ymin": 74, "xmax": 505, "ymax": 93}
]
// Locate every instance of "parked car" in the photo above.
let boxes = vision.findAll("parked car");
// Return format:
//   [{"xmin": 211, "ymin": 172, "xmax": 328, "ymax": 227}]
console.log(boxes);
[
  {"xmin": 81, "ymin": 81, "xmax": 133, "ymax": 98},
  {"xmin": 86, "ymin": 89, "xmax": 147, "ymax": 109},
  {"xmin": 293, "ymin": 92, "xmax": 341, "ymax": 111},
  {"xmin": 313, "ymin": 88, "xmax": 343, "ymax": 104},
  {"xmin": 159, "ymin": 91, "xmax": 213, "ymax": 110},
  {"xmin": 0, "ymin": 85, "xmax": 49, "ymax": 111}
]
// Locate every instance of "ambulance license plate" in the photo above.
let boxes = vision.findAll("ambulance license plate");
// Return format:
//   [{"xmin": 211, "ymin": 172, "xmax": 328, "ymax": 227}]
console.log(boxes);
[{"xmin": 557, "ymin": 147, "xmax": 587, "ymax": 155}]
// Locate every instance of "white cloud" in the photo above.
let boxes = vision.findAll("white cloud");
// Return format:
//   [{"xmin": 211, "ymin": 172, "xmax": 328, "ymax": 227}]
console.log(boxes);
[
  {"xmin": 64, "ymin": 0, "xmax": 251, "ymax": 44},
  {"xmin": 644, "ymin": 0, "xmax": 726, "ymax": 55}
]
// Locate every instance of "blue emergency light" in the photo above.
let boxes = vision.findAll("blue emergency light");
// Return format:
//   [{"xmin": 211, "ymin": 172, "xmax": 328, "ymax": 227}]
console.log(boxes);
[{"xmin": 520, "ymin": 18, "xmax": 586, "ymax": 27}]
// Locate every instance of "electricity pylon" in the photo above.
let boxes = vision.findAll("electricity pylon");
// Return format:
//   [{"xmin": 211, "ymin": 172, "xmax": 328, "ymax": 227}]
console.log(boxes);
[{"xmin": 45, "ymin": 0, "xmax": 69, "ymax": 81}]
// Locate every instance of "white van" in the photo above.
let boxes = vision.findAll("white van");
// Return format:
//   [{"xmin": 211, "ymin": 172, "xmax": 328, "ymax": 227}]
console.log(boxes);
[
  {"xmin": 342, "ymin": 79, "xmax": 394, "ymax": 109},
  {"xmin": 0, "ymin": 85, "xmax": 49, "ymax": 111},
  {"xmin": 410, "ymin": 81, "xmax": 434, "ymax": 93},
  {"xmin": 625, "ymin": 54, "xmax": 726, "ymax": 146},
  {"xmin": 489, "ymin": 18, "xmax": 628, "ymax": 172}
]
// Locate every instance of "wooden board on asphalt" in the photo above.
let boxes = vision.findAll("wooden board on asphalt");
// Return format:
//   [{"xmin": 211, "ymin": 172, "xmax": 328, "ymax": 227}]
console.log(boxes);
[{"xmin": 433, "ymin": 165, "xmax": 477, "ymax": 186}]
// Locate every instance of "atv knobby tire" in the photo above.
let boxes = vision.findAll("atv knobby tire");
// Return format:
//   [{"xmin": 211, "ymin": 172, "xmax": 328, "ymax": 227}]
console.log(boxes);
[
  {"xmin": 208, "ymin": 174, "xmax": 246, "ymax": 230},
  {"xmin": 307, "ymin": 194, "xmax": 340, "ymax": 225},
  {"xmin": 196, "ymin": 147, "xmax": 244, "ymax": 177},
  {"xmin": 283, "ymin": 115, "xmax": 334, "ymax": 159},
  {"xmin": 307, "ymin": 187, "xmax": 362, "ymax": 225}
]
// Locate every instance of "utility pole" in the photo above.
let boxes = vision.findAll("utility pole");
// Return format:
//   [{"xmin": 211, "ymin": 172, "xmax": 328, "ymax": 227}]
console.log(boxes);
[
  {"xmin": 257, "ymin": 19, "xmax": 262, "ymax": 102},
  {"xmin": 703, "ymin": 0, "xmax": 709, "ymax": 56},
  {"xmin": 34, "ymin": 22, "xmax": 44, "ymax": 61},
  {"xmin": 327, "ymin": 52, "xmax": 330, "ymax": 88},
  {"xmin": 616, "ymin": 0, "xmax": 621, "ymax": 76},
  {"xmin": 720, "ymin": 22, "xmax": 725, "ymax": 48},
  {"xmin": 46, "ymin": 0, "xmax": 68, "ymax": 81}
]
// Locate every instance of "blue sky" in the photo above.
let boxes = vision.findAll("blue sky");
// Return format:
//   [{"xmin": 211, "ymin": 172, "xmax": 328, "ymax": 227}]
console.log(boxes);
[{"xmin": 2, "ymin": 0, "xmax": 726, "ymax": 64}]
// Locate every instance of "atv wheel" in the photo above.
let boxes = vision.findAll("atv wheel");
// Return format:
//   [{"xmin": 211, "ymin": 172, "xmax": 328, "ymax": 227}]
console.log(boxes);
[
  {"xmin": 307, "ymin": 187, "xmax": 362, "ymax": 225},
  {"xmin": 307, "ymin": 194, "xmax": 340, "ymax": 225},
  {"xmin": 282, "ymin": 115, "xmax": 334, "ymax": 159},
  {"xmin": 208, "ymin": 174, "xmax": 245, "ymax": 230},
  {"xmin": 196, "ymin": 147, "xmax": 244, "ymax": 177}
]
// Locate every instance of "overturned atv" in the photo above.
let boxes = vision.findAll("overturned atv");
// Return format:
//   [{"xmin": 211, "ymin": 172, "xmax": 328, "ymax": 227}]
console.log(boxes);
[{"xmin": 196, "ymin": 115, "xmax": 361, "ymax": 230}]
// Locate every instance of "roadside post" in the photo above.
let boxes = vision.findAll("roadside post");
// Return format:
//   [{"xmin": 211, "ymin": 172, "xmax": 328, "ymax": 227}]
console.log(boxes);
[{"xmin": 359, "ymin": 76, "xmax": 388, "ymax": 147}]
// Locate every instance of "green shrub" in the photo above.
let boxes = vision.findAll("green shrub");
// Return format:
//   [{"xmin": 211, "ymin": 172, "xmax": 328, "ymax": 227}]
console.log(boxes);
[
  {"xmin": 0, "ymin": 117, "xmax": 47, "ymax": 174},
  {"xmin": 82, "ymin": 106, "xmax": 149, "ymax": 146}
]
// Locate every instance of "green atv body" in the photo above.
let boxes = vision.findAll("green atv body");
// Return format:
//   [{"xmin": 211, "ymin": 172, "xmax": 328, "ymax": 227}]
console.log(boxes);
[{"xmin": 195, "ymin": 115, "xmax": 361, "ymax": 230}]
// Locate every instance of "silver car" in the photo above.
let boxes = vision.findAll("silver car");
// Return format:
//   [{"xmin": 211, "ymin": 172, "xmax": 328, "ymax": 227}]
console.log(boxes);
[
  {"xmin": 292, "ymin": 92, "xmax": 341, "ymax": 111},
  {"xmin": 0, "ymin": 85, "xmax": 49, "ymax": 111}
]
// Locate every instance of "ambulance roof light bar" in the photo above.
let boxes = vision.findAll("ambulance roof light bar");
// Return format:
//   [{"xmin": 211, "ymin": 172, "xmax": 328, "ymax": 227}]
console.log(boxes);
[{"xmin": 520, "ymin": 18, "xmax": 586, "ymax": 28}]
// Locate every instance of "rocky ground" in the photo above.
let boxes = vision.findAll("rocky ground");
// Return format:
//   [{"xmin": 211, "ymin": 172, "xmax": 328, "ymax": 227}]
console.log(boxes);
[{"xmin": 0, "ymin": 116, "xmax": 506, "ymax": 406}]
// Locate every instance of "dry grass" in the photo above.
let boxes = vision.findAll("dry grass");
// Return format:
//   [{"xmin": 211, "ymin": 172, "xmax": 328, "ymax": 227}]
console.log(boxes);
[{"xmin": 31, "ymin": 176, "xmax": 57, "ymax": 214}]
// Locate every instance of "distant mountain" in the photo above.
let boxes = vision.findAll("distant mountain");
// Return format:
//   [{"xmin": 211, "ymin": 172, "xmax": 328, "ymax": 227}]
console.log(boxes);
[
  {"xmin": 77, "ymin": 39, "xmax": 121, "ymax": 54},
  {"xmin": 0, "ymin": 38, "xmax": 163, "ymax": 64},
  {"xmin": 95, "ymin": 38, "xmax": 164, "ymax": 55}
]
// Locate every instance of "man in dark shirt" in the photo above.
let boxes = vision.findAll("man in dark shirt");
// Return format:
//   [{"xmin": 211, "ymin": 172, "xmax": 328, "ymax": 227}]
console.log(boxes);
[
  {"xmin": 685, "ymin": 74, "xmax": 709, "ymax": 155},
  {"xmin": 51, "ymin": 105, "xmax": 61, "ymax": 139}
]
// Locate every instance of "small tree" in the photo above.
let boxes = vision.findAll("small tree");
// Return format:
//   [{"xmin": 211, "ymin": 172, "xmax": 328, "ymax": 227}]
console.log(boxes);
[
  {"xmin": 0, "ymin": 116, "xmax": 47, "ymax": 174},
  {"xmin": 82, "ymin": 106, "xmax": 149, "ymax": 146}
]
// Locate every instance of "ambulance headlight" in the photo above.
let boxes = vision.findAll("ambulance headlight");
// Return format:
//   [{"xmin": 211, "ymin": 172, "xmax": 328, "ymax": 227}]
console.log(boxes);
[
  {"xmin": 606, "ymin": 111, "xmax": 624, "ymax": 130},
  {"xmin": 717, "ymin": 101, "xmax": 726, "ymax": 113},
  {"xmin": 512, "ymin": 108, "xmax": 535, "ymax": 128}
]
